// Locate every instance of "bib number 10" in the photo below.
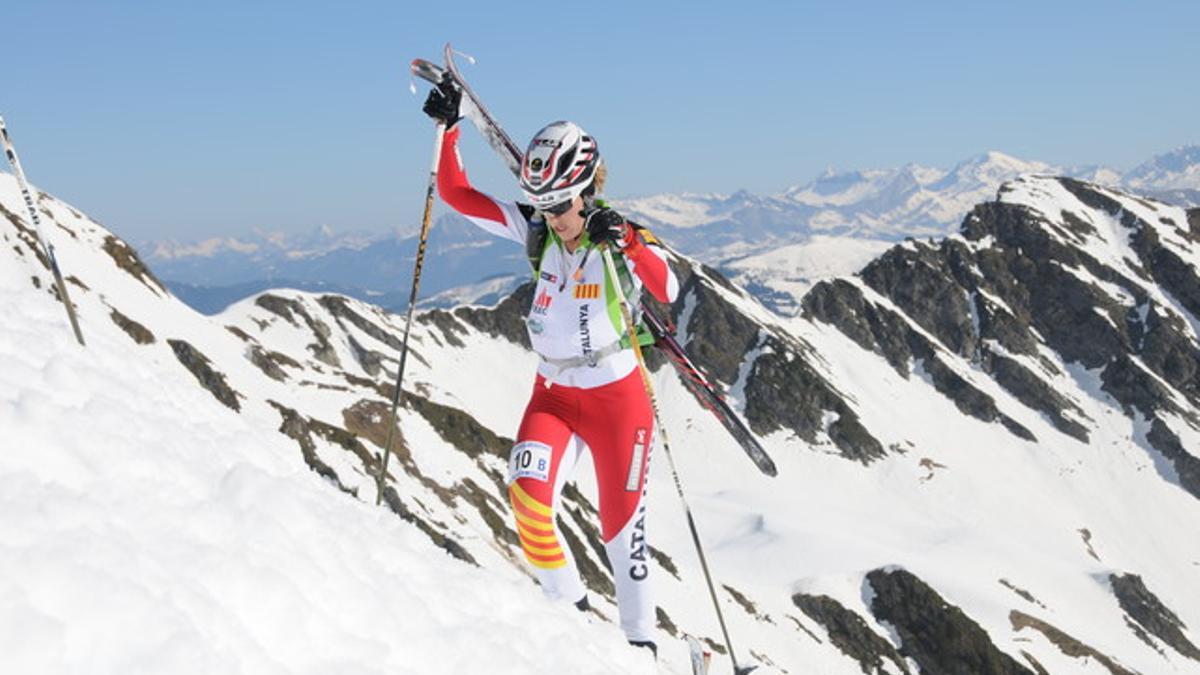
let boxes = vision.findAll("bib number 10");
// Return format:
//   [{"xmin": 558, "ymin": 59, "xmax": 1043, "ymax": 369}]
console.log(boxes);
[{"xmin": 508, "ymin": 441, "xmax": 552, "ymax": 484}]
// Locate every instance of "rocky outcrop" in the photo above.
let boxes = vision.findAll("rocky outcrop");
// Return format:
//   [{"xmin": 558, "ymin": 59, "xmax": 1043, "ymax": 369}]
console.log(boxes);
[
  {"xmin": 1110, "ymin": 573, "xmax": 1200, "ymax": 662},
  {"xmin": 109, "ymin": 308, "xmax": 155, "ymax": 345},
  {"xmin": 679, "ymin": 274, "xmax": 762, "ymax": 387},
  {"xmin": 248, "ymin": 346, "xmax": 289, "ymax": 381},
  {"xmin": 269, "ymin": 401, "xmax": 354, "ymax": 493},
  {"xmin": 743, "ymin": 337, "xmax": 885, "ymax": 462},
  {"xmin": 802, "ymin": 177, "xmax": 1200, "ymax": 482},
  {"xmin": 1144, "ymin": 420, "xmax": 1200, "ymax": 500},
  {"xmin": 255, "ymin": 294, "xmax": 340, "ymax": 367},
  {"xmin": 866, "ymin": 568, "xmax": 1033, "ymax": 675},
  {"xmin": 1009, "ymin": 611, "xmax": 1135, "ymax": 675},
  {"xmin": 450, "ymin": 281, "xmax": 534, "ymax": 348},
  {"xmin": 167, "ymin": 339, "xmax": 241, "ymax": 412},
  {"xmin": 792, "ymin": 592, "xmax": 911, "ymax": 675},
  {"xmin": 803, "ymin": 278, "xmax": 1036, "ymax": 444},
  {"xmin": 103, "ymin": 235, "xmax": 165, "ymax": 295}
]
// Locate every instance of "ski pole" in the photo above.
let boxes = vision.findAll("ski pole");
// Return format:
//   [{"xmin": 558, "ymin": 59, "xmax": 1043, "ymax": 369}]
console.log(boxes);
[
  {"xmin": 1, "ymin": 116, "xmax": 86, "ymax": 346},
  {"xmin": 376, "ymin": 119, "xmax": 446, "ymax": 505},
  {"xmin": 600, "ymin": 246, "xmax": 754, "ymax": 675}
]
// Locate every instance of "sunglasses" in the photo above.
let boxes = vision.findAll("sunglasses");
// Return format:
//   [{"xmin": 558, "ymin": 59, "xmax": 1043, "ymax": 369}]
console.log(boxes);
[{"xmin": 539, "ymin": 200, "xmax": 575, "ymax": 217}]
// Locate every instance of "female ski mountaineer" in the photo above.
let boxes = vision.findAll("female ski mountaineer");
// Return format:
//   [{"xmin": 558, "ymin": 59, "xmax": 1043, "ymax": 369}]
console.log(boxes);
[{"xmin": 424, "ymin": 80, "xmax": 678, "ymax": 655}]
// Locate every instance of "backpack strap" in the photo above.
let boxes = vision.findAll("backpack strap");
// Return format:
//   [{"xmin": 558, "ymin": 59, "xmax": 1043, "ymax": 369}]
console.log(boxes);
[{"xmin": 518, "ymin": 204, "xmax": 551, "ymax": 276}]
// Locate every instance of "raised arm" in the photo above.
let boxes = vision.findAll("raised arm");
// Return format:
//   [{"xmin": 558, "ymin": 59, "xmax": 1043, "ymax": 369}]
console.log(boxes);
[{"xmin": 437, "ymin": 125, "xmax": 529, "ymax": 245}]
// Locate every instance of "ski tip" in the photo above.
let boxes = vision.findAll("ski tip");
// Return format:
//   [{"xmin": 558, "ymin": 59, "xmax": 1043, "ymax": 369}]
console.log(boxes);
[
  {"xmin": 734, "ymin": 666, "xmax": 758, "ymax": 675},
  {"xmin": 410, "ymin": 59, "xmax": 444, "ymax": 84}
]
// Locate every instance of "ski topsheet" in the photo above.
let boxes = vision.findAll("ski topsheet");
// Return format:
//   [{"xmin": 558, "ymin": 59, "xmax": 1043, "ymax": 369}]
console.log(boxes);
[
  {"xmin": 686, "ymin": 635, "xmax": 712, "ymax": 675},
  {"xmin": 410, "ymin": 45, "xmax": 777, "ymax": 477}
]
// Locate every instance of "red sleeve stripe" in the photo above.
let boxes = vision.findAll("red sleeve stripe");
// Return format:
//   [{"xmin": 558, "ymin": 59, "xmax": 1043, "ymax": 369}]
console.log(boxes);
[{"xmin": 437, "ymin": 126, "xmax": 508, "ymax": 225}]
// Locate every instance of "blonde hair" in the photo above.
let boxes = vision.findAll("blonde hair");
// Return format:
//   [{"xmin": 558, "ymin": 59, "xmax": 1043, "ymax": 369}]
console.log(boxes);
[{"xmin": 591, "ymin": 161, "xmax": 607, "ymax": 195}]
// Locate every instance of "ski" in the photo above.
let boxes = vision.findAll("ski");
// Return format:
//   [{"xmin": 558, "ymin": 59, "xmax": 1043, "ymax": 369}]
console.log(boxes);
[
  {"xmin": 410, "ymin": 46, "xmax": 777, "ymax": 477},
  {"xmin": 642, "ymin": 311, "xmax": 778, "ymax": 476},
  {"xmin": 1, "ymin": 116, "xmax": 86, "ymax": 346},
  {"xmin": 686, "ymin": 635, "xmax": 712, "ymax": 675}
]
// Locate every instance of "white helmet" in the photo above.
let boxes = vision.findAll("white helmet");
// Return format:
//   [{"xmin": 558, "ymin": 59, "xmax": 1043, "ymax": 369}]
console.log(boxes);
[{"xmin": 519, "ymin": 121, "xmax": 601, "ymax": 211}]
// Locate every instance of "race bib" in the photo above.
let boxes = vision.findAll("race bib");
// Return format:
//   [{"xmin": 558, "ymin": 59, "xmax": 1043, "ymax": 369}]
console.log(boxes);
[{"xmin": 508, "ymin": 441, "xmax": 552, "ymax": 484}]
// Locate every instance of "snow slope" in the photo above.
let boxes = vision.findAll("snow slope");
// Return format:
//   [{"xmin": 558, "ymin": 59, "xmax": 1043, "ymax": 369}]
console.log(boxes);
[
  {"xmin": 4, "ymin": 168, "xmax": 1200, "ymax": 674},
  {"xmin": 0, "ymin": 175, "xmax": 659, "ymax": 675}
]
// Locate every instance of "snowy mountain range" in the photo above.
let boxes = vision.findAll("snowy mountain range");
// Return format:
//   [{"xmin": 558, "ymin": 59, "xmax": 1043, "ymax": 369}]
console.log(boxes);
[
  {"xmin": 5, "ymin": 164, "xmax": 1200, "ymax": 674},
  {"xmin": 143, "ymin": 146, "xmax": 1200, "ymax": 319}
]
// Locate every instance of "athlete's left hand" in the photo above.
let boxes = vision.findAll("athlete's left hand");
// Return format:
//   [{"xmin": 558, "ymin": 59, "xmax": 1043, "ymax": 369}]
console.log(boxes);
[{"xmin": 584, "ymin": 207, "xmax": 631, "ymax": 249}]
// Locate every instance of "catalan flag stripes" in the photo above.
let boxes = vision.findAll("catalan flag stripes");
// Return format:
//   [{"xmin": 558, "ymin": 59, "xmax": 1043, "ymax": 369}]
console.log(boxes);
[
  {"xmin": 509, "ymin": 481, "xmax": 566, "ymax": 569},
  {"xmin": 573, "ymin": 283, "xmax": 600, "ymax": 299}
]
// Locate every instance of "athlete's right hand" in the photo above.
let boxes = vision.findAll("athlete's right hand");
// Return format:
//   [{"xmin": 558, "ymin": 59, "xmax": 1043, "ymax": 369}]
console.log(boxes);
[{"xmin": 422, "ymin": 74, "xmax": 461, "ymax": 127}]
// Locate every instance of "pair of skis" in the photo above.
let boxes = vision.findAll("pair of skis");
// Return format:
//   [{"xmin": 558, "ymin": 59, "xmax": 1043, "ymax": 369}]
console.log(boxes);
[{"xmin": 410, "ymin": 47, "xmax": 776, "ymax": 479}]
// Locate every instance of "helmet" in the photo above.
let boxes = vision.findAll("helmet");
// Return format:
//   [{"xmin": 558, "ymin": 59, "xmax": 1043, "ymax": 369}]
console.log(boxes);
[{"xmin": 519, "ymin": 121, "xmax": 601, "ymax": 210}]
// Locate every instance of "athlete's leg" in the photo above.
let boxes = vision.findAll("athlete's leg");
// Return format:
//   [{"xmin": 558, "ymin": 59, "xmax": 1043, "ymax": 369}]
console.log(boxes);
[
  {"xmin": 575, "ymin": 370, "xmax": 656, "ymax": 642},
  {"xmin": 508, "ymin": 383, "xmax": 587, "ymax": 603}
]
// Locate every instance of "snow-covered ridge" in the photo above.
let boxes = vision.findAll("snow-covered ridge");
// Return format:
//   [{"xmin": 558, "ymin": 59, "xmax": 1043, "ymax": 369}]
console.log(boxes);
[
  {"xmin": 4, "ymin": 170, "xmax": 1200, "ymax": 674},
  {"xmin": 143, "ymin": 146, "xmax": 1200, "ymax": 322}
]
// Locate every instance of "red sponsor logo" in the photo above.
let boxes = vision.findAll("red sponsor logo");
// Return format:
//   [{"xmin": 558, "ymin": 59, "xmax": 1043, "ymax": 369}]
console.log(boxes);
[{"xmin": 533, "ymin": 289, "xmax": 552, "ymax": 315}]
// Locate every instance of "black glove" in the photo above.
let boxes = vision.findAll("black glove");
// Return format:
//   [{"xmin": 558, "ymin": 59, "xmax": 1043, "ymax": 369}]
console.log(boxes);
[
  {"xmin": 584, "ymin": 207, "xmax": 630, "ymax": 248},
  {"xmin": 422, "ymin": 74, "xmax": 461, "ymax": 127}
]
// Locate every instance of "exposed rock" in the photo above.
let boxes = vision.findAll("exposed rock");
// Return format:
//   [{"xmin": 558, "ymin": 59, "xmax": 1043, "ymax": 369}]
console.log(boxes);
[
  {"xmin": 998, "ymin": 579, "xmax": 1046, "ymax": 609},
  {"xmin": 379, "ymin": 486, "xmax": 477, "ymax": 566},
  {"xmin": 859, "ymin": 240, "xmax": 979, "ymax": 359},
  {"xmin": 0, "ymin": 200, "xmax": 50, "ymax": 270},
  {"xmin": 453, "ymin": 281, "xmax": 534, "ymax": 348},
  {"xmin": 656, "ymin": 607, "xmax": 679, "ymax": 638},
  {"xmin": 557, "ymin": 513, "xmax": 614, "ymax": 599},
  {"xmin": 454, "ymin": 477, "xmax": 519, "ymax": 548},
  {"xmin": 167, "ymin": 339, "xmax": 241, "ymax": 412},
  {"xmin": 649, "ymin": 547, "xmax": 680, "ymax": 581},
  {"xmin": 803, "ymin": 278, "xmax": 1036, "ymax": 445},
  {"xmin": 255, "ymin": 294, "xmax": 340, "ymax": 367},
  {"xmin": 308, "ymin": 416, "xmax": 376, "ymax": 468},
  {"xmin": 803, "ymin": 279, "xmax": 913, "ymax": 374},
  {"xmin": 680, "ymin": 275, "xmax": 761, "ymax": 387},
  {"xmin": 255, "ymin": 294, "xmax": 300, "ymax": 325},
  {"xmin": 1145, "ymin": 418, "xmax": 1200, "ymax": 500},
  {"xmin": 723, "ymin": 585, "xmax": 772, "ymax": 623},
  {"xmin": 248, "ymin": 346, "xmax": 288, "ymax": 381},
  {"xmin": 866, "ymin": 568, "xmax": 1033, "ymax": 675},
  {"xmin": 416, "ymin": 309, "xmax": 468, "ymax": 349},
  {"xmin": 319, "ymin": 295, "xmax": 406, "ymax": 351},
  {"xmin": 983, "ymin": 351, "xmax": 1088, "ymax": 441},
  {"xmin": 743, "ymin": 336, "xmax": 885, "ymax": 463},
  {"xmin": 103, "ymin": 235, "xmax": 165, "ymax": 294},
  {"xmin": 1009, "ymin": 611, "xmax": 1136, "ymax": 675},
  {"xmin": 109, "ymin": 308, "xmax": 155, "ymax": 345},
  {"xmin": 792, "ymin": 592, "xmax": 911, "ymax": 675},
  {"xmin": 268, "ymin": 401, "xmax": 351, "ymax": 493},
  {"xmin": 1110, "ymin": 573, "xmax": 1200, "ymax": 661},
  {"xmin": 402, "ymin": 392, "xmax": 511, "ymax": 461},
  {"xmin": 340, "ymin": 399, "xmax": 407, "ymax": 473}
]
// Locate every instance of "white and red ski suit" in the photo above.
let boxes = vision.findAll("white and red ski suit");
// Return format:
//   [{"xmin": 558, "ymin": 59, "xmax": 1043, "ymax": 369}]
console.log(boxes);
[{"xmin": 436, "ymin": 124, "xmax": 679, "ymax": 642}]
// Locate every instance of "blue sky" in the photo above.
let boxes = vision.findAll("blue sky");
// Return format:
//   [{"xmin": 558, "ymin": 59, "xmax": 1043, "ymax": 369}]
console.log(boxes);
[{"xmin": 3, "ymin": 1, "xmax": 1197, "ymax": 241}]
